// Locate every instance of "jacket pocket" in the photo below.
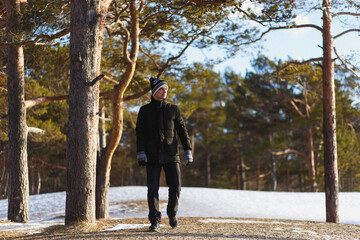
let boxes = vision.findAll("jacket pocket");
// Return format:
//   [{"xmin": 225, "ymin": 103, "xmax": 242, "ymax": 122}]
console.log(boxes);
[
  {"xmin": 165, "ymin": 141, "xmax": 178, "ymax": 156},
  {"xmin": 165, "ymin": 130, "xmax": 174, "ymax": 145}
]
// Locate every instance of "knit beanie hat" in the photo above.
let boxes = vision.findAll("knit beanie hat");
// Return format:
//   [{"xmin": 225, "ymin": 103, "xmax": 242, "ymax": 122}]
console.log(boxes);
[{"xmin": 150, "ymin": 77, "xmax": 168, "ymax": 96}]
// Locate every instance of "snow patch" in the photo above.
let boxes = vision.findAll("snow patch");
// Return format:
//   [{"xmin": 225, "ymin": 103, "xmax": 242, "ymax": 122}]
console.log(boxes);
[
  {"xmin": 199, "ymin": 218, "xmax": 302, "ymax": 225},
  {"xmin": 102, "ymin": 224, "xmax": 148, "ymax": 231}
]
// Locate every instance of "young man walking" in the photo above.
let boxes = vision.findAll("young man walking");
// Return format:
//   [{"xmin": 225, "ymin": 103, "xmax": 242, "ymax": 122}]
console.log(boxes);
[{"xmin": 136, "ymin": 77, "xmax": 193, "ymax": 232}]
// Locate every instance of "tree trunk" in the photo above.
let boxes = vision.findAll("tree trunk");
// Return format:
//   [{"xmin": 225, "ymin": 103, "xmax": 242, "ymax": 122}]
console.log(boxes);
[
  {"xmin": 99, "ymin": 105, "xmax": 107, "ymax": 149},
  {"xmin": 285, "ymin": 168, "xmax": 291, "ymax": 192},
  {"xmin": 65, "ymin": 0, "xmax": 102, "ymax": 225},
  {"xmin": 322, "ymin": 0, "xmax": 339, "ymax": 224},
  {"xmin": 350, "ymin": 167, "xmax": 354, "ymax": 192},
  {"xmin": 298, "ymin": 173, "xmax": 303, "ymax": 192},
  {"xmin": 256, "ymin": 163, "xmax": 260, "ymax": 190},
  {"xmin": 236, "ymin": 149, "xmax": 245, "ymax": 190},
  {"xmin": 96, "ymin": 148, "xmax": 109, "ymax": 219},
  {"xmin": 6, "ymin": 0, "xmax": 29, "ymax": 223},
  {"xmin": 191, "ymin": 128, "xmax": 196, "ymax": 155},
  {"xmin": 307, "ymin": 127, "xmax": 317, "ymax": 192},
  {"xmin": 236, "ymin": 158, "xmax": 241, "ymax": 189},
  {"xmin": 0, "ymin": 151, "xmax": 8, "ymax": 198},
  {"xmin": 205, "ymin": 152, "xmax": 211, "ymax": 187},
  {"xmin": 271, "ymin": 154, "xmax": 277, "ymax": 191},
  {"xmin": 240, "ymin": 156, "xmax": 245, "ymax": 190},
  {"xmin": 30, "ymin": 170, "xmax": 41, "ymax": 195},
  {"xmin": 96, "ymin": 0, "xmax": 139, "ymax": 219}
]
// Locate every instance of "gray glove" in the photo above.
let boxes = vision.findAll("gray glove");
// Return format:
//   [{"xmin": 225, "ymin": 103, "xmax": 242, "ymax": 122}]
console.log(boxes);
[
  {"xmin": 137, "ymin": 151, "xmax": 147, "ymax": 166},
  {"xmin": 185, "ymin": 150, "xmax": 193, "ymax": 166}
]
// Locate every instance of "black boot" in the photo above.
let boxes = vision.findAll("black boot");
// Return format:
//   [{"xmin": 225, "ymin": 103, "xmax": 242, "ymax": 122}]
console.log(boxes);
[
  {"xmin": 149, "ymin": 222, "xmax": 160, "ymax": 232},
  {"xmin": 169, "ymin": 216, "xmax": 178, "ymax": 228}
]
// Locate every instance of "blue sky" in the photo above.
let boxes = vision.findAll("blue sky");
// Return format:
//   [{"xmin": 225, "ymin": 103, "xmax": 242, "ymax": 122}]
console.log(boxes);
[{"xmin": 184, "ymin": 5, "xmax": 360, "ymax": 76}]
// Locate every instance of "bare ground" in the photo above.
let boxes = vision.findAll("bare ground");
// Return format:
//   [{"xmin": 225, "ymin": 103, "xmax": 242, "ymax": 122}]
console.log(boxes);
[
  {"xmin": 1, "ymin": 201, "xmax": 359, "ymax": 240},
  {"xmin": 1, "ymin": 217, "xmax": 360, "ymax": 240}
]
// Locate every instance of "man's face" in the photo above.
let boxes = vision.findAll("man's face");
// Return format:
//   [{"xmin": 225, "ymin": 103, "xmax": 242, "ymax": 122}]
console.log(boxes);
[{"xmin": 153, "ymin": 86, "xmax": 168, "ymax": 100}]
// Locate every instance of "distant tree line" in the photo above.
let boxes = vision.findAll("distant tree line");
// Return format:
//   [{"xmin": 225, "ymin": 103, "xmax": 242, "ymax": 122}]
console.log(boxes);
[{"xmin": 2, "ymin": 55, "xmax": 360, "ymax": 194}]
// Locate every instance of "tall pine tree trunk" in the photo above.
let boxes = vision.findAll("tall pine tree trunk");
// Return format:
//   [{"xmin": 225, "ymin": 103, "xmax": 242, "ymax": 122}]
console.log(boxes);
[
  {"xmin": 96, "ymin": 148, "xmax": 110, "ymax": 219},
  {"xmin": 65, "ymin": 0, "xmax": 102, "ymax": 225},
  {"xmin": 6, "ymin": 0, "xmax": 29, "ymax": 223},
  {"xmin": 96, "ymin": 0, "xmax": 139, "ymax": 219},
  {"xmin": 322, "ymin": 0, "xmax": 339, "ymax": 223}
]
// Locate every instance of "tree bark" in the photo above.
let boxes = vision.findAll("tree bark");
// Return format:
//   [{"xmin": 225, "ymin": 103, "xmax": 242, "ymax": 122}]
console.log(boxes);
[
  {"xmin": 65, "ymin": 0, "xmax": 102, "ymax": 225},
  {"xmin": 96, "ymin": 148, "xmax": 109, "ymax": 219},
  {"xmin": 0, "ymin": 151, "xmax": 8, "ymax": 198},
  {"xmin": 96, "ymin": 0, "xmax": 139, "ymax": 219},
  {"xmin": 236, "ymin": 148, "xmax": 245, "ymax": 190},
  {"xmin": 205, "ymin": 152, "xmax": 211, "ymax": 187},
  {"xmin": 322, "ymin": 0, "xmax": 339, "ymax": 223},
  {"xmin": 271, "ymin": 154, "xmax": 277, "ymax": 191},
  {"xmin": 6, "ymin": 0, "xmax": 29, "ymax": 223},
  {"xmin": 96, "ymin": 106, "xmax": 108, "ymax": 218},
  {"xmin": 285, "ymin": 168, "xmax": 291, "ymax": 191},
  {"xmin": 307, "ymin": 127, "xmax": 317, "ymax": 192}
]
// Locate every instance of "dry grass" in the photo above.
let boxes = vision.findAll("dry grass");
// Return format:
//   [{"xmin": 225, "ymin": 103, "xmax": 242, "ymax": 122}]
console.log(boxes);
[{"xmin": 1, "ymin": 217, "xmax": 360, "ymax": 240}]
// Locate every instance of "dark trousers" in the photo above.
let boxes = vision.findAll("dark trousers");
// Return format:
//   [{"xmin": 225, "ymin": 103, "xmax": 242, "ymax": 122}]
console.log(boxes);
[{"xmin": 146, "ymin": 162, "xmax": 181, "ymax": 224}]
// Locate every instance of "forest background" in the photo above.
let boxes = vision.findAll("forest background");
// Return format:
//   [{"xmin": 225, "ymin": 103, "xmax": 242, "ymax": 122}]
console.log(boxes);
[{"xmin": 0, "ymin": 0, "xmax": 360, "ymax": 219}]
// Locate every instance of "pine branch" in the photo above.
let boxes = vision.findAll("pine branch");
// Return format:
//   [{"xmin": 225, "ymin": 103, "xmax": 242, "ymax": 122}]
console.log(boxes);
[
  {"xmin": 333, "ymin": 46, "xmax": 360, "ymax": 79},
  {"xmin": 123, "ymin": 87, "xmax": 151, "ymax": 101},
  {"xmin": 332, "ymin": 12, "xmax": 360, "ymax": 18},
  {"xmin": 272, "ymin": 149, "xmax": 306, "ymax": 157},
  {"xmin": 188, "ymin": 0, "xmax": 226, "ymax": 5},
  {"xmin": 0, "ymin": 28, "xmax": 70, "ymax": 47},
  {"xmin": 25, "ymin": 95, "xmax": 68, "ymax": 109},
  {"xmin": 139, "ymin": 46, "xmax": 162, "ymax": 70},
  {"xmin": 158, "ymin": 36, "xmax": 198, "ymax": 76},
  {"xmin": 334, "ymin": 29, "xmax": 360, "ymax": 39},
  {"xmin": 33, "ymin": 157, "xmax": 66, "ymax": 170},
  {"xmin": 87, "ymin": 74, "xmax": 105, "ymax": 86},
  {"xmin": 247, "ymin": 24, "xmax": 323, "ymax": 46},
  {"xmin": 289, "ymin": 98, "xmax": 307, "ymax": 119},
  {"xmin": 277, "ymin": 57, "xmax": 323, "ymax": 72},
  {"xmin": 24, "ymin": 85, "xmax": 150, "ymax": 109},
  {"xmin": 234, "ymin": 4, "xmax": 265, "ymax": 26},
  {"xmin": 0, "ymin": 86, "xmax": 7, "ymax": 93},
  {"xmin": 117, "ymin": 20, "xmax": 132, "ymax": 64}
]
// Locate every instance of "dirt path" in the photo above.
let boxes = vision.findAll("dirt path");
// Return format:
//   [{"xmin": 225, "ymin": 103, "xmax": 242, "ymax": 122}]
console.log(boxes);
[{"xmin": 1, "ymin": 217, "xmax": 360, "ymax": 240}]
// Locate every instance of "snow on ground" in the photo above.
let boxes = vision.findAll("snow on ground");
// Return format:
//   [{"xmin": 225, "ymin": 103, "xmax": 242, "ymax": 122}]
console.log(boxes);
[{"xmin": 0, "ymin": 186, "xmax": 359, "ymax": 233}]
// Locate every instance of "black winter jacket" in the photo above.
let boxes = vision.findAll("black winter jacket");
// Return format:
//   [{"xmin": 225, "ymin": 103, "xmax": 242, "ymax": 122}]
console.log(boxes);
[{"xmin": 136, "ymin": 98, "xmax": 192, "ymax": 164}]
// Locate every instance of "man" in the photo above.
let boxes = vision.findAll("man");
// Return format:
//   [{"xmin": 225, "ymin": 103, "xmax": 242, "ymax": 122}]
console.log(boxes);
[{"xmin": 136, "ymin": 77, "xmax": 193, "ymax": 232}]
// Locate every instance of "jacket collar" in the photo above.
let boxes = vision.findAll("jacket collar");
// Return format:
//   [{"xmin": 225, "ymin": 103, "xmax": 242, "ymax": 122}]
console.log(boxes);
[{"xmin": 151, "ymin": 96, "xmax": 166, "ymax": 107}]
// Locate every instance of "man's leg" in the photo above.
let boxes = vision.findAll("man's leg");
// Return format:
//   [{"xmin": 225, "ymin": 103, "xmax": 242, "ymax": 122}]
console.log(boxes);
[
  {"xmin": 146, "ymin": 164, "xmax": 162, "ymax": 227},
  {"xmin": 164, "ymin": 162, "xmax": 181, "ymax": 227}
]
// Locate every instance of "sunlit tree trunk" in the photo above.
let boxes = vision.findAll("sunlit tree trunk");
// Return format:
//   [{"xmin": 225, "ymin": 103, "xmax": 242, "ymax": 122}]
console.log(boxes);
[
  {"xmin": 6, "ymin": 0, "xmax": 29, "ymax": 223},
  {"xmin": 322, "ymin": 0, "xmax": 339, "ymax": 223},
  {"xmin": 65, "ymin": 0, "xmax": 102, "ymax": 225},
  {"xmin": 96, "ymin": 0, "xmax": 139, "ymax": 219}
]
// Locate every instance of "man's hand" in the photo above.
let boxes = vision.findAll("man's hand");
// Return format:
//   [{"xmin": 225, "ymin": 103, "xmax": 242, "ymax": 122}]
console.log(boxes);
[
  {"xmin": 137, "ymin": 151, "xmax": 147, "ymax": 166},
  {"xmin": 185, "ymin": 150, "xmax": 193, "ymax": 166}
]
